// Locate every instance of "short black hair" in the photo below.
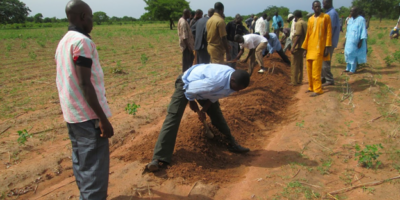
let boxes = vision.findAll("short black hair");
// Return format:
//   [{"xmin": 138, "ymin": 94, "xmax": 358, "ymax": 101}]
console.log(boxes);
[
  {"xmin": 293, "ymin": 10, "xmax": 302, "ymax": 18},
  {"xmin": 234, "ymin": 34, "xmax": 243, "ymax": 42},
  {"xmin": 232, "ymin": 70, "xmax": 250, "ymax": 88},
  {"xmin": 195, "ymin": 9, "xmax": 203, "ymax": 15},
  {"xmin": 214, "ymin": 2, "xmax": 224, "ymax": 11},
  {"xmin": 262, "ymin": 13, "xmax": 267, "ymax": 18},
  {"xmin": 312, "ymin": 0, "xmax": 321, "ymax": 7}
]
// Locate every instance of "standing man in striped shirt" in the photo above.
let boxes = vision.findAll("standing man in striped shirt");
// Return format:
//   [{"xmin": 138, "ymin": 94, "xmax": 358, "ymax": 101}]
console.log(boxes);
[{"xmin": 55, "ymin": 1, "xmax": 113, "ymax": 199}]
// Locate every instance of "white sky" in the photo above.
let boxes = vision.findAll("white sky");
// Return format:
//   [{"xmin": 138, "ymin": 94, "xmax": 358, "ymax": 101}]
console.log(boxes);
[{"xmin": 23, "ymin": 0, "xmax": 352, "ymax": 19}]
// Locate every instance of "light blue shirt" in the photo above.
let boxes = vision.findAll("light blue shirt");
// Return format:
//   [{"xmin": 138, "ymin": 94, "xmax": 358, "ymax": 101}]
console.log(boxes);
[
  {"xmin": 345, "ymin": 16, "xmax": 368, "ymax": 65},
  {"xmin": 267, "ymin": 33, "xmax": 282, "ymax": 54},
  {"xmin": 272, "ymin": 15, "xmax": 284, "ymax": 30},
  {"xmin": 182, "ymin": 64, "xmax": 235, "ymax": 103},
  {"xmin": 326, "ymin": 7, "xmax": 340, "ymax": 48}
]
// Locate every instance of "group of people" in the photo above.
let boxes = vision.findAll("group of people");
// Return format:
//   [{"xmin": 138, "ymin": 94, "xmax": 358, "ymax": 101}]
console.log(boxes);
[{"xmin": 54, "ymin": 0, "xmax": 371, "ymax": 199}]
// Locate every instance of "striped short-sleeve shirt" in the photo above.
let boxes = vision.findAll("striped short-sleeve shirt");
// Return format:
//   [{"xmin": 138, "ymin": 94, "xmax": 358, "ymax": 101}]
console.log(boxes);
[{"xmin": 55, "ymin": 29, "xmax": 111, "ymax": 123}]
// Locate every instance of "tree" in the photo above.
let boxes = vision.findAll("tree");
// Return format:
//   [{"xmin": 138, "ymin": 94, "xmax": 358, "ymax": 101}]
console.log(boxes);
[
  {"xmin": 336, "ymin": 6, "xmax": 350, "ymax": 18},
  {"xmin": 250, "ymin": 6, "xmax": 290, "ymax": 21},
  {"xmin": 26, "ymin": 16, "xmax": 33, "ymax": 22},
  {"xmin": 122, "ymin": 16, "xmax": 136, "ymax": 21},
  {"xmin": 352, "ymin": 0, "xmax": 400, "ymax": 22},
  {"xmin": 43, "ymin": 17, "xmax": 51, "ymax": 23},
  {"xmin": 93, "ymin": 11, "xmax": 109, "ymax": 25},
  {"xmin": 141, "ymin": 0, "xmax": 190, "ymax": 29},
  {"xmin": 110, "ymin": 16, "xmax": 121, "ymax": 22},
  {"xmin": 34, "ymin": 13, "xmax": 43, "ymax": 23},
  {"xmin": 0, "ymin": 0, "xmax": 31, "ymax": 24}
]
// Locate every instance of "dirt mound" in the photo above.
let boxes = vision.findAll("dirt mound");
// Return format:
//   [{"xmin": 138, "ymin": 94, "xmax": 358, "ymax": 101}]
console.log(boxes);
[{"xmin": 119, "ymin": 54, "xmax": 298, "ymax": 184}]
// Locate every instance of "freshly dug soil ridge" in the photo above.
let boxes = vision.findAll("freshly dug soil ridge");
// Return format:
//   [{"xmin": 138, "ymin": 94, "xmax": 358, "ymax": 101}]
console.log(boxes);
[{"xmin": 119, "ymin": 55, "xmax": 298, "ymax": 184}]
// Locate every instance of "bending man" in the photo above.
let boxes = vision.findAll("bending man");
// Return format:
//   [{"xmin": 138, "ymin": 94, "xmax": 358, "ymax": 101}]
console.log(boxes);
[
  {"xmin": 147, "ymin": 64, "xmax": 250, "ymax": 172},
  {"xmin": 234, "ymin": 34, "xmax": 268, "ymax": 74},
  {"xmin": 264, "ymin": 32, "xmax": 291, "ymax": 66}
]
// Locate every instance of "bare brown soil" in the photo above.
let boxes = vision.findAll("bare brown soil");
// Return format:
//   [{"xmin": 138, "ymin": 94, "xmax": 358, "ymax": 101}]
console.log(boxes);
[{"xmin": 2, "ymin": 21, "xmax": 400, "ymax": 200}]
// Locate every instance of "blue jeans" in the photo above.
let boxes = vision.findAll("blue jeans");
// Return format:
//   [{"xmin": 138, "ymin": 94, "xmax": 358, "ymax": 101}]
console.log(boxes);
[{"xmin": 67, "ymin": 119, "xmax": 109, "ymax": 200}]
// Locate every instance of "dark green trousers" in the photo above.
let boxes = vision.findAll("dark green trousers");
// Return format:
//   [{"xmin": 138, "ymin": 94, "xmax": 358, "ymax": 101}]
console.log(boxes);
[{"xmin": 152, "ymin": 75, "xmax": 235, "ymax": 163}]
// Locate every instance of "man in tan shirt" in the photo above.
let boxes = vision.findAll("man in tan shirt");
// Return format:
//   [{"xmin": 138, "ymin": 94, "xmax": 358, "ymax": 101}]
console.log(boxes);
[
  {"xmin": 206, "ymin": 2, "xmax": 231, "ymax": 64},
  {"xmin": 290, "ymin": 10, "xmax": 307, "ymax": 86},
  {"xmin": 178, "ymin": 9, "xmax": 195, "ymax": 72}
]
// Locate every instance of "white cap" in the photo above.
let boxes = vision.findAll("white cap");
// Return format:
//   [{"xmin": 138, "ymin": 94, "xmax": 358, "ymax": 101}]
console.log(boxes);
[{"xmin": 288, "ymin": 14, "xmax": 294, "ymax": 19}]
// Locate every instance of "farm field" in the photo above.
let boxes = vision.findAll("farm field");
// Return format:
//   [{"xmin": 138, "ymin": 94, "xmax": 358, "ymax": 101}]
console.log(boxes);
[{"xmin": 0, "ymin": 20, "xmax": 400, "ymax": 200}]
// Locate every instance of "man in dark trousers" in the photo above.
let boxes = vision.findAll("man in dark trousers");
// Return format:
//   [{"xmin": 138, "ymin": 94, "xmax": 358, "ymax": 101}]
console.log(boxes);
[
  {"xmin": 195, "ymin": 8, "xmax": 214, "ymax": 64},
  {"xmin": 146, "ymin": 64, "xmax": 251, "ymax": 172},
  {"xmin": 226, "ymin": 14, "xmax": 248, "ymax": 68},
  {"xmin": 322, "ymin": 0, "xmax": 340, "ymax": 86},
  {"xmin": 178, "ymin": 9, "xmax": 195, "ymax": 72},
  {"xmin": 55, "ymin": 0, "xmax": 114, "ymax": 199}
]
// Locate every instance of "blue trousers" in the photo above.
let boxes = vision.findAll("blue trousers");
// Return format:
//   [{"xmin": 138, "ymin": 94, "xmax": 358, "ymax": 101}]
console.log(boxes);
[
  {"xmin": 346, "ymin": 58, "xmax": 358, "ymax": 73},
  {"xmin": 67, "ymin": 120, "xmax": 109, "ymax": 200}
]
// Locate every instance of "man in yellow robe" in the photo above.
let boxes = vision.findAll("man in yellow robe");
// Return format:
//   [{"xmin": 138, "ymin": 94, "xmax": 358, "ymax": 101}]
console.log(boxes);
[{"xmin": 302, "ymin": 1, "xmax": 332, "ymax": 97}]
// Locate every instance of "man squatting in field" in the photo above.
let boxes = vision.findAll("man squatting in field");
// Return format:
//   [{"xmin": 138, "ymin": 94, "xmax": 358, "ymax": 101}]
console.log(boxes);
[
  {"xmin": 147, "ymin": 64, "xmax": 251, "ymax": 172},
  {"xmin": 55, "ymin": 0, "xmax": 113, "ymax": 199}
]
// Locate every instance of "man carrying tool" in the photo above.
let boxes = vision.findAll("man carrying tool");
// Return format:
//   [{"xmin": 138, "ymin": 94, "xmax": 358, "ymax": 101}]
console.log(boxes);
[
  {"xmin": 234, "ymin": 34, "xmax": 268, "ymax": 74},
  {"xmin": 146, "ymin": 64, "xmax": 250, "ymax": 172}
]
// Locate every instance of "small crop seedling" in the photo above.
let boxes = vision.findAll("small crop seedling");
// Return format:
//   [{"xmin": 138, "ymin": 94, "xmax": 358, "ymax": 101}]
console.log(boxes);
[
  {"xmin": 141, "ymin": 53, "xmax": 149, "ymax": 65},
  {"xmin": 393, "ymin": 50, "xmax": 400, "ymax": 61},
  {"xmin": 110, "ymin": 68, "xmax": 123, "ymax": 74},
  {"xmin": 6, "ymin": 43, "xmax": 12, "ymax": 51},
  {"xmin": 36, "ymin": 39, "xmax": 46, "ymax": 48},
  {"xmin": 344, "ymin": 120, "xmax": 353, "ymax": 128},
  {"xmin": 367, "ymin": 47, "xmax": 373, "ymax": 57},
  {"xmin": 355, "ymin": 144, "xmax": 383, "ymax": 169},
  {"xmin": 317, "ymin": 159, "xmax": 333, "ymax": 175},
  {"xmin": 17, "ymin": 129, "xmax": 33, "ymax": 145},
  {"xmin": 384, "ymin": 56, "xmax": 394, "ymax": 67},
  {"xmin": 29, "ymin": 51, "xmax": 37, "ymax": 60},
  {"xmin": 125, "ymin": 102, "xmax": 140, "ymax": 116},
  {"xmin": 21, "ymin": 42, "xmax": 27, "ymax": 49},
  {"xmin": 336, "ymin": 54, "xmax": 345, "ymax": 64},
  {"xmin": 296, "ymin": 120, "xmax": 305, "ymax": 129},
  {"xmin": 368, "ymin": 37, "xmax": 376, "ymax": 45}
]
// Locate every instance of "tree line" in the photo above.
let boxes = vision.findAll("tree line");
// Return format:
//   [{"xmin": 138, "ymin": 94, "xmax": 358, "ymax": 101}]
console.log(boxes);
[{"xmin": 1, "ymin": 0, "xmax": 400, "ymax": 26}]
